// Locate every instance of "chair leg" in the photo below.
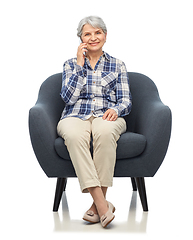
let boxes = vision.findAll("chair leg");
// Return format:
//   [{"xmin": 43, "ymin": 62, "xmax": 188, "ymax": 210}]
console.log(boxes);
[
  {"xmin": 53, "ymin": 178, "xmax": 67, "ymax": 212},
  {"xmin": 135, "ymin": 177, "xmax": 148, "ymax": 212},
  {"xmin": 63, "ymin": 178, "xmax": 67, "ymax": 191},
  {"xmin": 131, "ymin": 177, "xmax": 137, "ymax": 191}
]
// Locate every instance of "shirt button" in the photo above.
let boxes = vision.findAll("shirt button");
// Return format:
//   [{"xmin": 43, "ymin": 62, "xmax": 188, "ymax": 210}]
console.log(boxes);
[
  {"xmin": 94, "ymin": 71, "xmax": 95, "ymax": 73},
  {"xmin": 93, "ymin": 81, "xmax": 95, "ymax": 84}
]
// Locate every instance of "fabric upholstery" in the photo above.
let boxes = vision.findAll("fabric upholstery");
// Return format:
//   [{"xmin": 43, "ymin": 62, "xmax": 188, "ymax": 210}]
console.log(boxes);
[{"xmin": 29, "ymin": 72, "xmax": 172, "ymax": 178}]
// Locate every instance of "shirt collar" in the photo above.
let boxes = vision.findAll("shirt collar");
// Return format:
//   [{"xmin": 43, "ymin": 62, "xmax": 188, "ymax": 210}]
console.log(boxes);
[
  {"xmin": 102, "ymin": 51, "xmax": 110, "ymax": 61},
  {"xmin": 85, "ymin": 51, "xmax": 110, "ymax": 62},
  {"xmin": 84, "ymin": 51, "xmax": 110, "ymax": 69}
]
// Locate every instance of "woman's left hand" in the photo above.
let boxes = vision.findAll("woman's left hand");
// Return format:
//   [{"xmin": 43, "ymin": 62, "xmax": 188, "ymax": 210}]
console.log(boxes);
[{"xmin": 102, "ymin": 109, "xmax": 118, "ymax": 121}]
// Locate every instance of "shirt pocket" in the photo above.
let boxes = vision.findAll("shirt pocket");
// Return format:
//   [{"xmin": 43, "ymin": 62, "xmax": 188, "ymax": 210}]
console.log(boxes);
[
  {"xmin": 101, "ymin": 72, "xmax": 118, "ymax": 90},
  {"xmin": 101, "ymin": 72, "xmax": 118, "ymax": 102}
]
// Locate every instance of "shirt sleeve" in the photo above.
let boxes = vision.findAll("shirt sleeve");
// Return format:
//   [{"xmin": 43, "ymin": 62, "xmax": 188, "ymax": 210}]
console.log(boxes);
[
  {"xmin": 60, "ymin": 60, "xmax": 86, "ymax": 105},
  {"xmin": 110, "ymin": 62, "xmax": 132, "ymax": 116}
]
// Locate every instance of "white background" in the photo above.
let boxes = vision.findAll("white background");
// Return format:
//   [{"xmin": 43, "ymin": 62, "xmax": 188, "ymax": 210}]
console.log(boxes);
[{"xmin": 1, "ymin": 0, "xmax": 193, "ymax": 239}]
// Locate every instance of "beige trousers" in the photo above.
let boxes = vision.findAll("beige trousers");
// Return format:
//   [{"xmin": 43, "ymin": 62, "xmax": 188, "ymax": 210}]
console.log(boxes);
[{"xmin": 57, "ymin": 116, "xmax": 126, "ymax": 193}]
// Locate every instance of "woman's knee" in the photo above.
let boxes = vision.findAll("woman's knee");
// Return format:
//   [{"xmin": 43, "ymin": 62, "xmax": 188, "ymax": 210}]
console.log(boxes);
[
  {"xmin": 66, "ymin": 130, "xmax": 91, "ymax": 148},
  {"xmin": 57, "ymin": 118, "xmax": 91, "ymax": 144},
  {"xmin": 92, "ymin": 117, "xmax": 126, "ymax": 142},
  {"xmin": 93, "ymin": 125, "xmax": 117, "ymax": 144}
]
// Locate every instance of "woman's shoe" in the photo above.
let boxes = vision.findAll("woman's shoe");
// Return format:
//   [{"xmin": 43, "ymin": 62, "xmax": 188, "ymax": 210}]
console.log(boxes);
[
  {"xmin": 100, "ymin": 207, "xmax": 115, "ymax": 228},
  {"xmin": 107, "ymin": 201, "xmax": 116, "ymax": 213},
  {"xmin": 83, "ymin": 210, "xmax": 100, "ymax": 223}
]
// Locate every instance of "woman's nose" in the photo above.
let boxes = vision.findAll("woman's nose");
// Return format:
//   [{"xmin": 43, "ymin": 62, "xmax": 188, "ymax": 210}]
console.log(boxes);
[{"xmin": 91, "ymin": 34, "xmax": 97, "ymax": 41}]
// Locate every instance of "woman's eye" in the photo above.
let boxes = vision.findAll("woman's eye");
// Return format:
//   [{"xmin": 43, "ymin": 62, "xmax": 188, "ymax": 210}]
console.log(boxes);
[{"xmin": 96, "ymin": 32, "xmax": 101, "ymax": 34}]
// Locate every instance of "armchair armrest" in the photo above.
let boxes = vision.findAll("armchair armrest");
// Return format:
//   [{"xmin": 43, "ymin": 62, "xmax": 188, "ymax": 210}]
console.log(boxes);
[
  {"xmin": 123, "ymin": 97, "xmax": 171, "ymax": 176},
  {"xmin": 29, "ymin": 102, "xmax": 61, "ymax": 176},
  {"xmin": 136, "ymin": 99, "xmax": 172, "ymax": 174},
  {"xmin": 136, "ymin": 100, "xmax": 171, "ymax": 143}
]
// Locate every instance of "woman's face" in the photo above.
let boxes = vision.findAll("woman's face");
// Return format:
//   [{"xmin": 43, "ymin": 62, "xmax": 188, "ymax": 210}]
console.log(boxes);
[{"xmin": 81, "ymin": 24, "xmax": 107, "ymax": 53}]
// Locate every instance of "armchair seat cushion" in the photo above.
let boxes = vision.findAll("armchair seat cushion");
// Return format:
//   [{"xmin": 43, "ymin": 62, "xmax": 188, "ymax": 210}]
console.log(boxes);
[{"xmin": 54, "ymin": 132, "xmax": 146, "ymax": 161}]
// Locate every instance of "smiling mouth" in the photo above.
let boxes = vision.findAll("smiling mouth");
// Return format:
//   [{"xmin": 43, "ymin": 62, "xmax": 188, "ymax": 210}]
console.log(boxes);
[{"xmin": 89, "ymin": 42, "xmax": 99, "ymax": 46}]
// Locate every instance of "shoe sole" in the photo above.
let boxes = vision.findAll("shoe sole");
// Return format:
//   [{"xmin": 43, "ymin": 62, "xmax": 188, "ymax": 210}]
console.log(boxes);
[
  {"xmin": 103, "ymin": 215, "xmax": 115, "ymax": 228},
  {"xmin": 82, "ymin": 218, "xmax": 100, "ymax": 224}
]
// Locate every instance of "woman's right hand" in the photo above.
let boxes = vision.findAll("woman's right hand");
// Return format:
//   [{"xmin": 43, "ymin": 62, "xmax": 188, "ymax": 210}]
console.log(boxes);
[{"xmin": 77, "ymin": 43, "xmax": 88, "ymax": 67}]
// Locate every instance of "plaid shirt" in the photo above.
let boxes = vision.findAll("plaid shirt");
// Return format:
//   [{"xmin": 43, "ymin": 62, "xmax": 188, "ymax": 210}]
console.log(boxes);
[{"xmin": 60, "ymin": 52, "xmax": 132, "ymax": 120}]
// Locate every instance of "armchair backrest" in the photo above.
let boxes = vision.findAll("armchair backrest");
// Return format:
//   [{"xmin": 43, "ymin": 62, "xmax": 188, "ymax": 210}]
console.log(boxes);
[
  {"xmin": 125, "ymin": 72, "xmax": 161, "ymax": 132},
  {"xmin": 36, "ymin": 72, "xmax": 161, "ymax": 131},
  {"xmin": 36, "ymin": 73, "xmax": 64, "ymax": 125}
]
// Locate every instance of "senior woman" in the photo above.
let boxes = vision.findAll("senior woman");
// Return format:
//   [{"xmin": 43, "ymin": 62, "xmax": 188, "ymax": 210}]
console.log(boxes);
[{"xmin": 57, "ymin": 16, "xmax": 132, "ymax": 228}]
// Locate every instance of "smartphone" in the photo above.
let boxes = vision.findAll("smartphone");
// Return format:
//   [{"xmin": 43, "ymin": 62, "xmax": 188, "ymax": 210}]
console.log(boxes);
[{"xmin": 80, "ymin": 39, "xmax": 87, "ymax": 56}]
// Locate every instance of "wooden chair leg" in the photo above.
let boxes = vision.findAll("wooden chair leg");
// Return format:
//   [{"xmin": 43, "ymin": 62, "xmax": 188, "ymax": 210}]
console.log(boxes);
[
  {"xmin": 53, "ymin": 178, "xmax": 67, "ymax": 212},
  {"xmin": 131, "ymin": 177, "xmax": 137, "ymax": 191},
  {"xmin": 135, "ymin": 177, "xmax": 148, "ymax": 212}
]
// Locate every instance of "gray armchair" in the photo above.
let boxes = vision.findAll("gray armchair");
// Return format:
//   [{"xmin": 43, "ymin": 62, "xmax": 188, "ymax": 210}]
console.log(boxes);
[{"xmin": 29, "ymin": 72, "xmax": 172, "ymax": 212}]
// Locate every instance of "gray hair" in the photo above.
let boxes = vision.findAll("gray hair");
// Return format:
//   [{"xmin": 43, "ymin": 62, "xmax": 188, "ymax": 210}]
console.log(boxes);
[{"xmin": 77, "ymin": 16, "xmax": 107, "ymax": 38}]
